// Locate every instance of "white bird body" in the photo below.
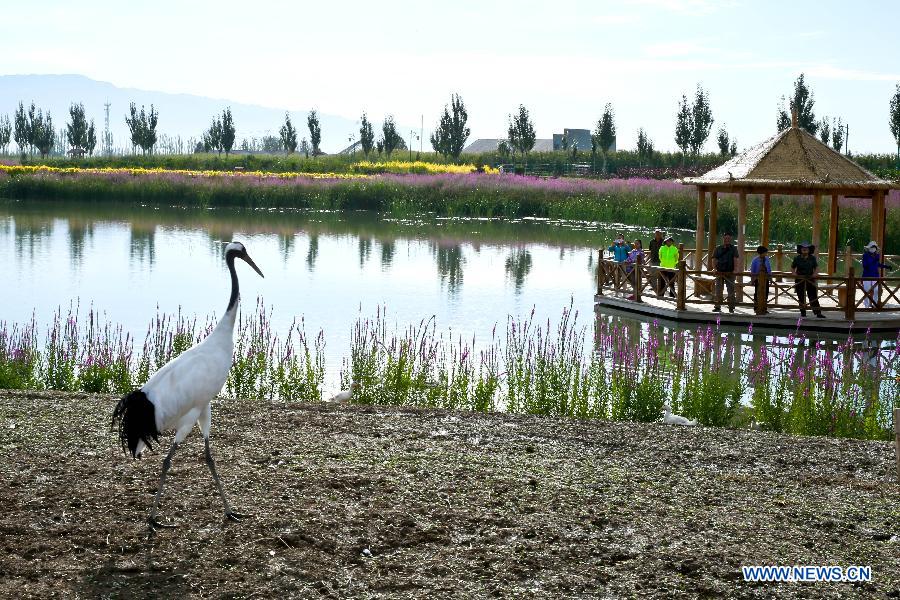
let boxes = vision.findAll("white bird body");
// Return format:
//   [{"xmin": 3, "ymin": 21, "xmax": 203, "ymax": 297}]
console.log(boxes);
[
  {"xmin": 112, "ymin": 241, "xmax": 263, "ymax": 529},
  {"xmin": 138, "ymin": 308, "xmax": 237, "ymax": 454},
  {"xmin": 661, "ymin": 403, "xmax": 697, "ymax": 426},
  {"xmin": 325, "ymin": 382, "xmax": 359, "ymax": 403}
]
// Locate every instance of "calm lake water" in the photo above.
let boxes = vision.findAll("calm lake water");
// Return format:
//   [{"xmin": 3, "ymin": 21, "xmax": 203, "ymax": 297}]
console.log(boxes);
[
  {"xmin": 2, "ymin": 200, "xmax": 697, "ymax": 383},
  {"xmin": 2, "ymin": 199, "xmax": 893, "ymax": 389}
]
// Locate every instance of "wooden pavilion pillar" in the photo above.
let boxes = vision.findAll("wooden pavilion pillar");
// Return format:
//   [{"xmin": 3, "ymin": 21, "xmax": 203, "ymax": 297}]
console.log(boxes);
[
  {"xmin": 812, "ymin": 194, "xmax": 822, "ymax": 262},
  {"xmin": 737, "ymin": 190, "xmax": 747, "ymax": 300},
  {"xmin": 707, "ymin": 191, "xmax": 718, "ymax": 269},
  {"xmin": 761, "ymin": 193, "xmax": 771, "ymax": 246},
  {"xmin": 827, "ymin": 194, "xmax": 839, "ymax": 275},
  {"xmin": 695, "ymin": 187, "xmax": 706, "ymax": 271},
  {"xmin": 873, "ymin": 190, "xmax": 887, "ymax": 273}
]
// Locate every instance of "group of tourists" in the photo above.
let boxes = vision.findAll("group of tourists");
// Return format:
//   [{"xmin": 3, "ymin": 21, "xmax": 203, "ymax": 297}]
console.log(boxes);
[
  {"xmin": 606, "ymin": 231, "xmax": 895, "ymax": 316},
  {"xmin": 608, "ymin": 231, "xmax": 680, "ymax": 300}
]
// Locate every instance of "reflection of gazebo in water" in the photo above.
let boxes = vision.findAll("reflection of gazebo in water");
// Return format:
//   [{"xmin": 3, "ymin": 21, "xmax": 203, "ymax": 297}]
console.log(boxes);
[{"xmin": 595, "ymin": 111, "xmax": 899, "ymax": 333}]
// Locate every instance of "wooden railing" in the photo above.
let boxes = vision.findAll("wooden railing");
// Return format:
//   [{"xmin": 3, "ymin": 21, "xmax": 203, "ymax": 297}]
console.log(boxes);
[
  {"xmin": 603, "ymin": 244, "xmax": 899, "ymax": 273},
  {"xmin": 596, "ymin": 250, "xmax": 900, "ymax": 319}
]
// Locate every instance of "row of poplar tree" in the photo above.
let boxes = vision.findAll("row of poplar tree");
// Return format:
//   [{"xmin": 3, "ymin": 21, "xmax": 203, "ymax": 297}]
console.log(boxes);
[{"xmin": 1, "ymin": 74, "xmax": 898, "ymax": 161}]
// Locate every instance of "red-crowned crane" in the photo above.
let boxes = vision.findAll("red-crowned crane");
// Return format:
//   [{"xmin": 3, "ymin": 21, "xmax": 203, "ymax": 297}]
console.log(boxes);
[{"xmin": 112, "ymin": 241, "xmax": 264, "ymax": 529}]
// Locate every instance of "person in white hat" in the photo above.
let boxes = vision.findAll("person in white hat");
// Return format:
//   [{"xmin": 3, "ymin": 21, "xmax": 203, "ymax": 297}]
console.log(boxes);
[{"xmin": 861, "ymin": 241, "xmax": 894, "ymax": 308}]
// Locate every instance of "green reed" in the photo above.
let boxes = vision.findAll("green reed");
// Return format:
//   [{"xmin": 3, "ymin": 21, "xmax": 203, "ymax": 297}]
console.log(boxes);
[{"xmin": 0, "ymin": 300, "xmax": 896, "ymax": 441}]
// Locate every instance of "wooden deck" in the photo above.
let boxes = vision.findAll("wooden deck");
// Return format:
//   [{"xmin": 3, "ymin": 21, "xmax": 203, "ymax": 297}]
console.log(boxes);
[
  {"xmin": 594, "ymin": 252, "xmax": 900, "ymax": 335},
  {"xmin": 595, "ymin": 292, "xmax": 900, "ymax": 335}
]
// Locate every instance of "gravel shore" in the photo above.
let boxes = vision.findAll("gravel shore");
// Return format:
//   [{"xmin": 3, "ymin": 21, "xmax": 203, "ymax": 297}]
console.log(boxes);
[{"xmin": 0, "ymin": 390, "xmax": 897, "ymax": 598}]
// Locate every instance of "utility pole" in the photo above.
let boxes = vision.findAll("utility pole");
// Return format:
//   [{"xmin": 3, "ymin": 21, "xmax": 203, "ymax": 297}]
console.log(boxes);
[
  {"xmin": 103, "ymin": 101, "xmax": 112, "ymax": 156},
  {"xmin": 844, "ymin": 123, "xmax": 849, "ymax": 156},
  {"xmin": 420, "ymin": 114, "xmax": 423, "ymax": 156}
]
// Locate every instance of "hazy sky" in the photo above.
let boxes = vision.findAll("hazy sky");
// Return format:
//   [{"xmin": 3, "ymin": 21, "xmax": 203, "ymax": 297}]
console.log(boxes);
[{"xmin": 3, "ymin": 0, "xmax": 900, "ymax": 153}]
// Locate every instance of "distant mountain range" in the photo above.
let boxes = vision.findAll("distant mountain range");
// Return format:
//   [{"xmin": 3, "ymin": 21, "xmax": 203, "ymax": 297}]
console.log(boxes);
[{"xmin": 0, "ymin": 74, "xmax": 389, "ymax": 154}]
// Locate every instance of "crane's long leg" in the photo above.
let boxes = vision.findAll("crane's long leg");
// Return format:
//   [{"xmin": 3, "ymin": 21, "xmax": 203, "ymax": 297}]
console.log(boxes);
[
  {"xmin": 204, "ymin": 437, "xmax": 245, "ymax": 521},
  {"xmin": 148, "ymin": 442, "xmax": 179, "ymax": 530}
]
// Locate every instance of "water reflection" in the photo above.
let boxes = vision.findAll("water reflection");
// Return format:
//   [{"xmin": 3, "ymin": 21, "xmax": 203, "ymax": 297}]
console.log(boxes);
[
  {"xmin": 505, "ymin": 248, "xmax": 532, "ymax": 294},
  {"xmin": 434, "ymin": 243, "xmax": 464, "ymax": 293},
  {"xmin": 306, "ymin": 234, "xmax": 319, "ymax": 270},
  {"xmin": 129, "ymin": 226, "xmax": 156, "ymax": 267},
  {"xmin": 358, "ymin": 238, "xmax": 372, "ymax": 268},
  {"xmin": 380, "ymin": 239, "xmax": 395, "ymax": 270}
]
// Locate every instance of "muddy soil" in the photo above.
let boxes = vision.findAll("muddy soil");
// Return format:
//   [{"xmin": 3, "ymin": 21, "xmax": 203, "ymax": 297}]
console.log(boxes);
[{"xmin": 0, "ymin": 390, "xmax": 898, "ymax": 599}]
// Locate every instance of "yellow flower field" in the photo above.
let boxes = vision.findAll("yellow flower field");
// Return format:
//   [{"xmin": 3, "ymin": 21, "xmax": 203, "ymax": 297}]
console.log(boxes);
[{"xmin": 0, "ymin": 160, "xmax": 497, "ymax": 180}]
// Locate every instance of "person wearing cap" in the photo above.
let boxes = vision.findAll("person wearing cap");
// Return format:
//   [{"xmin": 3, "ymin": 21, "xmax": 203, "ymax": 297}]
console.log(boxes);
[
  {"xmin": 861, "ymin": 241, "xmax": 894, "ymax": 308},
  {"xmin": 658, "ymin": 235, "xmax": 679, "ymax": 298},
  {"xmin": 648, "ymin": 229, "xmax": 665, "ymax": 294},
  {"xmin": 625, "ymin": 239, "xmax": 644, "ymax": 299},
  {"xmin": 750, "ymin": 246, "xmax": 772, "ymax": 314},
  {"xmin": 791, "ymin": 242, "xmax": 824, "ymax": 318},
  {"xmin": 712, "ymin": 233, "xmax": 739, "ymax": 313},
  {"xmin": 607, "ymin": 234, "xmax": 630, "ymax": 262}
]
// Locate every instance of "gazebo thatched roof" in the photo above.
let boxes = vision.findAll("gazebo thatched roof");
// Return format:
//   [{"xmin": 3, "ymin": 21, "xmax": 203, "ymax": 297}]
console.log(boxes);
[{"xmin": 681, "ymin": 124, "xmax": 894, "ymax": 193}]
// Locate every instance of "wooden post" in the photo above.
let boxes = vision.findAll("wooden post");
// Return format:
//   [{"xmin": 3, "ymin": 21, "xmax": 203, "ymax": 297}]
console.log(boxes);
[
  {"xmin": 737, "ymin": 190, "xmax": 747, "ymax": 301},
  {"xmin": 845, "ymin": 266, "xmax": 856, "ymax": 321},
  {"xmin": 761, "ymin": 193, "xmax": 771, "ymax": 246},
  {"xmin": 634, "ymin": 254, "xmax": 642, "ymax": 303},
  {"xmin": 695, "ymin": 188, "xmax": 706, "ymax": 271},
  {"xmin": 871, "ymin": 192, "xmax": 881, "ymax": 253},
  {"xmin": 755, "ymin": 270, "xmax": 768, "ymax": 315},
  {"xmin": 874, "ymin": 190, "xmax": 887, "ymax": 276},
  {"xmin": 676, "ymin": 260, "xmax": 687, "ymax": 311},
  {"xmin": 812, "ymin": 193, "xmax": 822, "ymax": 268},
  {"xmin": 894, "ymin": 408, "xmax": 900, "ymax": 482},
  {"xmin": 596, "ymin": 249, "xmax": 603, "ymax": 295},
  {"xmin": 708, "ymin": 191, "xmax": 718, "ymax": 269},
  {"xmin": 827, "ymin": 194, "xmax": 839, "ymax": 275}
]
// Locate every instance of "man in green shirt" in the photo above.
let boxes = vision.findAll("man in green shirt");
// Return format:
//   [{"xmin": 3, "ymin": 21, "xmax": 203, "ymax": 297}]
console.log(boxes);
[
  {"xmin": 791, "ymin": 242, "xmax": 824, "ymax": 318},
  {"xmin": 658, "ymin": 235, "xmax": 679, "ymax": 298},
  {"xmin": 712, "ymin": 233, "xmax": 739, "ymax": 313}
]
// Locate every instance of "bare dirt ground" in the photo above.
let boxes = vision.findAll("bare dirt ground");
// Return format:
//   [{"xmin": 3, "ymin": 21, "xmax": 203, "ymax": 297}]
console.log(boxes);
[{"xmin": 0, "ymin": 390, "xmax": 898, "ymax": 599}]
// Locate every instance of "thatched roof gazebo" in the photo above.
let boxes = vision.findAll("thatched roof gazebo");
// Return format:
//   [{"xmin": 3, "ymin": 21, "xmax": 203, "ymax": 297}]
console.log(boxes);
[{"xmin": 681, "ymin": 111, "xmax": 894, "ymax": 275}]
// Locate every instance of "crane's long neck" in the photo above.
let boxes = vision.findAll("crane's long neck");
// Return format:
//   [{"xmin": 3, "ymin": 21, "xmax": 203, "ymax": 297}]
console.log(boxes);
[
  {"xmin": 212, "ymin": 253, "xmax": 240, "ymax": 338},
  {"xmin": 226, "ymin": 253, "xmax": 240, "ymax": 313}
]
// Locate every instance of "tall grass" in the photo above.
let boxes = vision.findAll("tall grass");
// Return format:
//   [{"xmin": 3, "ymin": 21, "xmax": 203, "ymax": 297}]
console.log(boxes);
[
  {"xmin": 0, "ymin": 301, "xmax": 324, "ymax": 402},
  {"xmin": 0, "ymin": 301, "xmax": 896, "ymax": 441}
]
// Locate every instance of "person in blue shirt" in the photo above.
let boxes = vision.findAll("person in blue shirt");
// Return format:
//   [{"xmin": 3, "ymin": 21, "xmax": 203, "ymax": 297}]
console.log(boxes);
[
  {"xmin": 861, "ymin": 241, "xmax": 894, "ymax": 308},
  {"xmin": 750, "ymin": 246, "xmax": 772, "ymax": 314},
  {"xmin": 607, "ymin": 234, "xmax": 630, "ymax": 262}
]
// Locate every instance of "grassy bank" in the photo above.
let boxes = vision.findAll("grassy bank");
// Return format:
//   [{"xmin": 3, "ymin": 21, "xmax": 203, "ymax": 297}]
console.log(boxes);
[
  {"xmin": 1, "ymin": 164, "xmax": 897, "ymax": 248},
  {"xmin": 1, "ymin": 302, "xmax": 897, "ymax": 441}
]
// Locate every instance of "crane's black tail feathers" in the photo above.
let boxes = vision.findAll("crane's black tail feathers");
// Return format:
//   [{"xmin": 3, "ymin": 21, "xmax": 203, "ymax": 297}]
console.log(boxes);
[{"xmin": 112, "ymin": 390, "xmax": 159, "ymax": 458}]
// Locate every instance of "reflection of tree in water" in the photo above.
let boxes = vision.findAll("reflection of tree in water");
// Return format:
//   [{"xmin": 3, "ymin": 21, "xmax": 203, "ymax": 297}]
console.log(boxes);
[
  {"xmin": 380, "ymin": 239, "xmax": 395, "ymax": 269},
  {"xmin": 277, "ymin": 233, "xmax": 296, "ymax": 260},
  {"xmin": 434, "ymin": 243, "xmax": 465, "ymax": 293},
  {"xmin": 129, "ymin": 226, "xmax": 156, "ymax": 267},
  {"xmin": 505, "ymin": 248, "xmax": 533, "ymax": 293},
  {"xmin": 68, "ymin": 222, "xmax": 94, "ymax": 267},
  {"xmin": 358, "ymin": 238, "xmax": 372, "ymax": 268},
  {"xmin": 306, "ymin": 234, "xmax": 319, "ymax": 270},
  {"xmin": 14, "ymin": 219, "xmax": 53, "ymax": 262}
]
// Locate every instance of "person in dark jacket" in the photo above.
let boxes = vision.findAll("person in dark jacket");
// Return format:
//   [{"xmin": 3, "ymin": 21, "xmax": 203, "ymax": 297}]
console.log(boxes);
[
  {"xmin": 791, "ymin": 242, "xmax": 824, "ymax": 318},
  {"xmin": 750, "ymin": 246, "xmax": 772, "ymax": 314},
  {"xmin": 861, "ymin": 241, "xmax": 894, "ymax": 308},
  {"xmin": 712, "ymin": 233, "xmax": 739, "ymax": 313}
]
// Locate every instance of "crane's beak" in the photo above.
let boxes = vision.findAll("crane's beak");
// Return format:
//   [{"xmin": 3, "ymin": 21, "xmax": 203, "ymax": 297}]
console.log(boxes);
[{"xmin": 240, "ymin": 251, "xmax": 264, "ymax": 278}]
